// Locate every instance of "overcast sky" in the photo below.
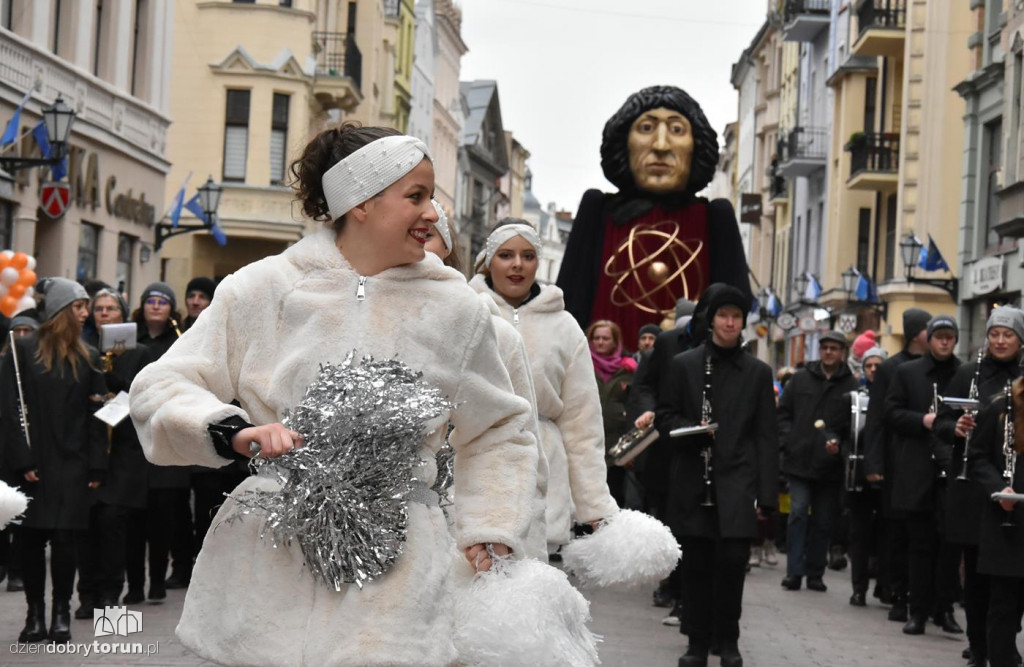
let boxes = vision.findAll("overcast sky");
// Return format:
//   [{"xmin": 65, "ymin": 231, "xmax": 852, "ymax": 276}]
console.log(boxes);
[{"xmin": 459, "ymin": 0, "xmax": 768, "ymax": 215}]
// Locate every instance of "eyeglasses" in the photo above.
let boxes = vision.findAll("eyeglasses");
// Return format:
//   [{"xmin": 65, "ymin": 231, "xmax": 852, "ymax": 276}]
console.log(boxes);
[
  {"xmin": 145, "ymin": 297, "xmax": 169, "ymax": 307},
  {"xmin": 94, "ymin": 305, "xmax": 120, "ymax": 313}
]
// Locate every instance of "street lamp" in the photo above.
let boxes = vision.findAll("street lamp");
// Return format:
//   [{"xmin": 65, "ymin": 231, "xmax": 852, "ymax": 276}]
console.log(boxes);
[
  {"xmin": 840, "ymin": 265, "xmax": 888, "ymax": 320},
  {"xmin": 898, "ymin": 232, "xmax": 958, "ymax": 301},
  {"xmin": 0, "ymin": 95, "xmax": 77, "ymax": 173},
  {"xmin": 155, "ymin": 175, "xmax": 225, "ymax": 251},
  {"xmin": 793, "ymin": 272, "xmax": 809, "ymax": 300}
]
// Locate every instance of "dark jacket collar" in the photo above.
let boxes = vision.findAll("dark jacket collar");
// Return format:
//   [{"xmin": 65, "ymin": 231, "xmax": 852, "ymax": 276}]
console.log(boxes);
[{"xmin": 806, "ymin": 359, "xmax": 852, "ymax": 382}]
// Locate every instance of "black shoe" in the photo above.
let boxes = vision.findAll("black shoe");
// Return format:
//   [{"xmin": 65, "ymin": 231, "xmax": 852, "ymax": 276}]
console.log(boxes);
[
  {"xmin": 73, "ymin": 597, "xmax": 94, "ymax": 620},
  {"xmin": 678, "ymin": 641, "xmax": 709, "ymax": 667},
  {"xmin": 0, "ymin": 565, "xmax": 8, "ymax": 585},
  {"xmin": 874, "ymin": 585, "xmax": 892, "ymax": 605},
  {"xmin": 17, "ymin": 600, "xmax": 46, "ymax": 643},
  {"xmin": 719, "ymin": 639, "xmax": 743, "ymax": 667},
  {"xmin": 165, "ymin": 573, "xmax": 190, "ymax": 590},
  {"xmin": 902, "ymin": 615, "xmax": 926, "ymax": 635},
  {"xmin": 849, "ymin": 592, "xmax": 866, "ymax": 607},
  {"xmin": 966, "ymin": 651, "xmax": 987, "ymax": 667},
  {"xmin": 806, "ymin": 577, "xmax": 827, "ymax": 592},
  {"xmin": 934, "ymin": 610, "xmax": 963, "ymax": 634},
  {"xmin": 548, "ymin": 552, "xmax": 562, "ymax": 563},
  {"xmin": 888, "ymin": 602, "xmax": 908, "ymax": 622},
  {"xmin": 148, "ymin": 583, "xmax": 166, "ymax": 601},
  {"xmin": 49, "ymin": 600, "xmax": 71, "ymax": 643},
  {"xmin": 827, "ymin": 546, "xmax": 848, "ymax": 571},
  {"xmin": 122, "ymin": 588, "xmax": 144, "ymax": 605},
  {"xmin": 781, "ymin": 575, "xmax": 801, "ymax": 591},
  {"xmin": 653, "ymin": 584, "xmax": 675, "ymax": 609},
  {"xmin": 964, "ymin": 647, "xmax": 973, "ymax": 660},
  {"xmin": 7, "ymin": 574, "xmax": 24, "ymax": 592}
]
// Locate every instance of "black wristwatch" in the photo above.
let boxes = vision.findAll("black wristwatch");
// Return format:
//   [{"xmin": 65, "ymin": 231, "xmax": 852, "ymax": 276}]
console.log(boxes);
[{"xmin": 207, "ymin": 416, "xmax": 254, "ymax": 461}]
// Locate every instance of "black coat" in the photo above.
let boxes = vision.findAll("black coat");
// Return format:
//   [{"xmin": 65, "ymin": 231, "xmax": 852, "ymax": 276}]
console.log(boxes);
[
  {"xmin": 595, "ymin": 366, "xmax": 634, "ymax": 456},
  {"xmin": 934, "ymin": 356, "xmax": 1022, "ymax": 545},
  {"xmin": 662, "ymin": 342, "xmax": 778, "ymax": 539},
  {"xmin": 863, "ymin": 349, "xmax": 920, "ymax": 516},
  {"xmin": 98, "ymin": 346, "xmax": 153, "ymax": 509},
  {"xmin": 0, "ymin": 336, "xmax": 108, "ymax": 530},
  {"xmin": 138, "ymin": 325, "xmax": 191, "ymax": 489},
  {"xmin": 556, "ymin": 190, "xmax": 753, "ymax": 331},
  {"xmin": 967, "ymin": 389, "xmax": 1024, "ymax": 578},
  {"xmin": 778, "ymin": 361, "xmax": 859, "ymax": 482},
  {"xmin": 884, "ymin": 353, "xmax": 961, "ymax": 513}
]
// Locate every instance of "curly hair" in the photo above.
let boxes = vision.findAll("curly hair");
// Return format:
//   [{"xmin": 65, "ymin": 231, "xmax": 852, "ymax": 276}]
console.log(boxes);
[{"xmin": 600, "ymin": 86, "xmax": 719, "ymax": 197}]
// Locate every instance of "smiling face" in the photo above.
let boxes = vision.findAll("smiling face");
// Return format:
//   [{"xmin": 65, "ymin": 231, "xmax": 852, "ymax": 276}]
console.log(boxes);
[
  {"xmin": 341, "ymin": 159, "xmax": 438, "ymax": 274},
  {"xmin": 423, "ymin": 222, "xmax": 451, "ymax": 261},
  {"xmin": 488, "ymin": 235, "xmax": 539, "ymax": 307},
  {"xmin": 988, "ymin": 326, "xmax": 1022, "ymax": 362},
  {"xmin": 627, "ymin": 107, "xmax": 694, "ymax": 194}
]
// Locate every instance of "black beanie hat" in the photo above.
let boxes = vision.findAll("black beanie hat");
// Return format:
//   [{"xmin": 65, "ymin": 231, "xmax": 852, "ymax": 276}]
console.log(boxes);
[
  {"xmin": 638, "ymin": 323, "xmax": 661, "ymax": 338},
  {"xmin": 141, "ymin": 282, "xmax": 177, "ymax": 312},
  {"xmin": 705, "ymin": 284, "xmax": 752, "ymax": 330},
  {"xmin": 927, "ymin": 315, "xmax": 959, "ymax": 341},
  {"xmin": 903, "ymin": 307, "xmax": 932, "ymax": 342},
  {"xmin": 186, "ymin": 277, "xmax": 216, "ymax": 302}
]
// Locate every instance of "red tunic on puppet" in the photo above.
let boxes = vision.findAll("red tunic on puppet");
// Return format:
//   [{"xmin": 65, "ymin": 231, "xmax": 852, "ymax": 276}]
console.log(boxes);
[{"xmin": 557, "ymin": 86, "xmax": 752, "ymax": 350}]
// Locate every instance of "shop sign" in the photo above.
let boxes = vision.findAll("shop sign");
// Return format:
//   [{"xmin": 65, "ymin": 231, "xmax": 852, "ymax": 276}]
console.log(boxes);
[
  {"xmin": 798, "ymin": 316, "xmax": 818, "ymax": 332},
  {"xmin": 740, "ymin": 193, "xmax": 762, "ymax": 224},
  {"xmin": 837, "ymin": 313, "xmax": 858, "ymax": 334},
  {"xmin": 776, "ymin": 313, "xmax": 797, "ymax": 330},
  {"xmin": 969, "ymin": 256, "xmax": 1003, "ymax": 295}
]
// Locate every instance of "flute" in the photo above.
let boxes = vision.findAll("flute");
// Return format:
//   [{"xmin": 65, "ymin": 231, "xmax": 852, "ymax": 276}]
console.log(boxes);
[{"xmin": 8, "ymin": 332, "xmax": 30, "ymax": 449}]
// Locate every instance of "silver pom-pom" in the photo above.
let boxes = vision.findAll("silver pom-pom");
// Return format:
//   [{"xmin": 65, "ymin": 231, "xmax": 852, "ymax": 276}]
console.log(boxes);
[{"xmin": 228, "ymin": 353, "xmax": 453, "ymax": 590}]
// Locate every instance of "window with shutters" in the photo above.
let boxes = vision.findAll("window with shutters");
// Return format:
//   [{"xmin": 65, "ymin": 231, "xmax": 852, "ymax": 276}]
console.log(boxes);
[
  {"xmin": 270, "ymin": 93, "xmax": 290, "ymax": 185},
  {"xmin": 223, "ymin": 90, "xmax": 251, "ymax": 182}
]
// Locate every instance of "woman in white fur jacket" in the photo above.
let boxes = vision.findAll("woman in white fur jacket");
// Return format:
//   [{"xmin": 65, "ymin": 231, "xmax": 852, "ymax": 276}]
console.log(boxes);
[
  {"xmin": 128, "ymin": 125, "xmax": 538, "ymax": 667},
  {"xmin": 469, "ymin": 219, "xmax": 620, "ymax": 551}
]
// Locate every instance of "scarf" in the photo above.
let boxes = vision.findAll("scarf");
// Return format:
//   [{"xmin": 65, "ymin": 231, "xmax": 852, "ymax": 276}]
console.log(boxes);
[{"xmin": 590, "ymin": 342, "xmax": 636, "ymax": 382}]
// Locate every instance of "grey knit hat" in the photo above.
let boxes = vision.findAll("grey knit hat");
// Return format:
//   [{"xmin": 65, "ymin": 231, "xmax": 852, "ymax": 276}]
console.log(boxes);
[
  {"xmin": 38, "ymin": 277, "xmax": 89, "ymax": 322},
  {"xmin": 987, "ymin": 305, "xmax": 1024, "ymax": 343},
  {"xmin": 141, "ymin": 281, "xmax": 177, "ymax": 311},
  {"xmin": 861, "ymin": 346, "xmax": 888, "ymax": 363}
]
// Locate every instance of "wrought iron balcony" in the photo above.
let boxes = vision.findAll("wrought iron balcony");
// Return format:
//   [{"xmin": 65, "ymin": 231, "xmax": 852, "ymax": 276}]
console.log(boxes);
[
  {"xmin": 778, "ymin": 127, "xmax": 828, "ymax": 177},
  {"xmin": 853, "ymin": 0, "xmax": 906, "ymax": 57},
  {"xmin": 312, "ymin": 32, "xmax": 363, "ymax": 111},
  {"xmin": 845, "ymin": 132, "xmax": 900, "ymax": 190},
  {"xmin": 782, "ymin": 0, "xmax": 831, "ymax": 42}
]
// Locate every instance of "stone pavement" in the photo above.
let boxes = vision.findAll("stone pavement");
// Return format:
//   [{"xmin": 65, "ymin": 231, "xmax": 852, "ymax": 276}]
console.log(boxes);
[{"xmin": 0, "ymin": 554, "xmax": 1005, "ymax": 666}]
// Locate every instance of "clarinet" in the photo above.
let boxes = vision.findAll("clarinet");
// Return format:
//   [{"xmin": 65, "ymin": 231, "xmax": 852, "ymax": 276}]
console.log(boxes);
[
  {"xmin": 8, "ymin": 332, "xmax": 31, "ymax": 450},
  {"xmin": 931, "ymin": 382, "xmax": 947, "ymax": 480},
  {"xmin": 956, "ymin": 348, "xmax": 985, "ymax": 481},
  {"xmin": 1002, "ymin": 380, "xmax": 1017, "ymax": 527},
  {"xmin": 700, "ymin": 354, "xmax": 715, "ymax": 507},
  {"xmin": 169, "ymin": 316, "xmax": 183, "ymax": 338}
]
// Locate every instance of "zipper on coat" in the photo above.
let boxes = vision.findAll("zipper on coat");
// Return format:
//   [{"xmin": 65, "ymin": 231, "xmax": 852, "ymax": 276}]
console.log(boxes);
[
  {"xmin": 512, "ymin": 308, "xmax": 519, "ymax": 325},
  {"xmin": 356, "ymin": 276, "xmax": 367, "ymax": 301}
]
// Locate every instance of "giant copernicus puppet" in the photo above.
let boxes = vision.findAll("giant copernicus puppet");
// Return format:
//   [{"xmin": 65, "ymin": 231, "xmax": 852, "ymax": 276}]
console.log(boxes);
[{"xmin": 557, "ymin": 86, "xmax": 753, "ymax": 349}]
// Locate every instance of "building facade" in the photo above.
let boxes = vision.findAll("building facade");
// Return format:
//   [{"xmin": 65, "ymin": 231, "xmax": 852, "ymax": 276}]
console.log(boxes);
[
  {"xmin": 457, "ymin": 80, "xmax": 508, "ymax": 268},
  {"xmin": 0, "ymin": 0, "xmax": 173, "ymax": 304},
  {"xmin": 430, "ymin": 0, "xmax": 466, "ymax": 223}
]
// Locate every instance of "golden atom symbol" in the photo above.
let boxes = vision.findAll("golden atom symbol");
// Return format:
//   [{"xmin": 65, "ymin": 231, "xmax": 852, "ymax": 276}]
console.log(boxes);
[{"xmin": 602, "ymin": 220, "xmax": 704, "ymax": 316}]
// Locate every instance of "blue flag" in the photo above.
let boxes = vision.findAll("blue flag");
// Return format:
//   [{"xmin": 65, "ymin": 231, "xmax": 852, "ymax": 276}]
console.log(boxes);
[
  {"xmin": 804, "ymin": 273, "xmax": 822, "ymax": 302},
  {"xmin": 168, "ymin": 186, "xmax": 186, "ymax": 228},
  {"xmin": 0, "ymin": 90, "xmax": 32, "ymax": 147},
  {"xmin": 766, "ymin": 291, "xmax": 782, "ymax": 317},
  {"xmin": 854, "ymin": 271, "xmax": 872, "ymax": 301},
  {"xmin": 918, "ymin": 235, "xmax": 950, "ymax": 272},
  {"xmin": 31, "ymin": 121, "xmax": 66, "ymax": 181},
  {"xmin": 210, "ymin": 220, "xmax": 228, "ymax": 246},
  {"xmin": 184, "ymin": 194, "xmax": 207, "ymax": 223}
]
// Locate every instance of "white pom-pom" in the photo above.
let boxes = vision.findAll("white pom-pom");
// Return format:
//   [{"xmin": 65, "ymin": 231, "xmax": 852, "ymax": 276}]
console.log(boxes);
[
  {"xmin": 561, "ymin": 509, "xmax": 680, "ymax": 589},
  {"xmin": 453, "ymin": 557, "xmax": 601, "ymax": 666},
  {"xmin": 0, "ymin": 481, "xmax": 29, "ymax": 530}
]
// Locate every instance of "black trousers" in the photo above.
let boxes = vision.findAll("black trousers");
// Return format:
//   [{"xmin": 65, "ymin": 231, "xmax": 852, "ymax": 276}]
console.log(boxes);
[
  {"xmin": 22, "ymin": 527, "xmax": 77, "ymax": 603},
  {"xmin": 76, "ymin": 503, "xmax": 130, "ymax": 603},
  {"xmin": 988, "ymin": 575, "xmax": 1024, "ymax": 667},
  {"xmin": 963, "ymin": 546, "xmax": 990, "ymax": 659},
  {"xmin": 146, "ymin": 488, "xmax": 193, "ymax": 586},
  {"xmin": 883, "ymin": 517, "xmax": 909, "ymax": 602},
  {"xmin": 124, "ymin": 508, "xmax": 145, "ymax": 593},
  {"xmin": 847, "ymin": 488, "xmax": 882, "ymax": 595},
  {"xmin": 192, "ymin": 470, "xmax": 241, "ymax": 549},
  {"xmin": 679, "ymin": 536, "xmax": 749, "ymax": 644},
  {"xmin": 905, "ymin": 511, "xmax": 958, "ymax": 618}
]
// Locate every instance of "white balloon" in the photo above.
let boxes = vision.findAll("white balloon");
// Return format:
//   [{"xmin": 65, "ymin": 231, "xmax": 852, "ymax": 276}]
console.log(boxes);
[
  {"xmin": 24, "ymin": 286, "xmax": 33, "ymax": 298},
  {"xmin": 0, "ymin": 268, "xmax": 17, "ymax": 287},
  {"xmin": 0, "ymin": 250, "xmax": 13, "ymax": 261},
  {"xmin": 14, "ymin": 296, "xmax": 35, "ymax": 315},
  {"xmin": 25, "ymin": 256, "xmax": 35, "ymax": 271},
  {"xmin": 0, "ymin": 285, "xmax": 8, "ymax": 299}
]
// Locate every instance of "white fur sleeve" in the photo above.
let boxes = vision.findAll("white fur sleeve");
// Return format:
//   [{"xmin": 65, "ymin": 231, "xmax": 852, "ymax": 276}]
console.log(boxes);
[
  {"xmin": 555, "ymin": 333, "xmax": 620, "ymax": 524},
  {"xmin": 129, "ymin": 275, "xmax": 250, "ymax": 468},
  {"xmin": 451, "ymin": 308, "xmax": 539, "ymax": 556}
]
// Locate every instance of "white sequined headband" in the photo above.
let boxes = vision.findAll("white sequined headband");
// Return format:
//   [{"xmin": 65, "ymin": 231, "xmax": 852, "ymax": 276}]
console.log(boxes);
[
  {"xmin": 431, "ymin": 199, "xmax": 452, "ymax": 250},
  {"xmin": 321, "ymin": 135, "xmax": 432, "ymax": 220},
  {"xmin": 476, "ymin": 223, "xmax": 543, "ymax": 269}
]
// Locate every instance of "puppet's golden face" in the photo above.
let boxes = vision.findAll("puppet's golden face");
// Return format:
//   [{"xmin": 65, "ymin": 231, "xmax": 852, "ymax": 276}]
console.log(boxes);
[{"xmin": 627, "ymin": 107, "xmax": 694, "ymax": 194}]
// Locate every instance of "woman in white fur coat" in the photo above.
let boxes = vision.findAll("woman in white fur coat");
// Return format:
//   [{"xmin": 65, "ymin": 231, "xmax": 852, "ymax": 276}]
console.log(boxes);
[
  {"xmin": 469, "ymin": 219, "xmax": 619, "ymax": 551},
  {"xmin": 129, "ymin": 125, "xmax": 538, "ymax": 667},
  {"xmin": 425, "ymin": 216, "xmax": 549, "ymax": 560}
]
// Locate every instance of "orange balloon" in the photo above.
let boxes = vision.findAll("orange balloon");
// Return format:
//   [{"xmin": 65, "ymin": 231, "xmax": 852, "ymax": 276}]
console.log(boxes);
[
  {"xmin": 16, "ymin": 269, "xmax": 36, "ymax": 287},
  {"xmin": 8, "ymin": 284, "xmax": 25, "ymax": 299},
  {"xmin": 9, "ymin": 253, "xmax": 27, "ymax": 271},
  {"xmin": 0, "ymin": 257, "xmax": 11, "ymax": 271},
  {"xmin": 0, "ymin": 295, "xmax": 18, "ymax": 318}
]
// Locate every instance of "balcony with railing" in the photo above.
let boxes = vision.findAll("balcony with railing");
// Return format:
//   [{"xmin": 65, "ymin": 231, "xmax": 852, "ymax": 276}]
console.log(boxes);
[
  {"xmin": 851, "ymin": 0, "xmax": 906, "ymax": 58},
  {"xmin": 845, "ymin": 132, "xmax": 900, "ymax": 191},
  {"xmin": 311, "ymin": 31, "xmax": 363, "ymax": 112},
  {"xmin": 778, "ymin": 127, "xmax": 828, "ymax": 178},
  {"xmin": 781, "ymin": 0, "xmax": 831, "ymax": 42},
  {"xmin": 767, "ymin": 162, "xmax": 788, "ymax": 201}
]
